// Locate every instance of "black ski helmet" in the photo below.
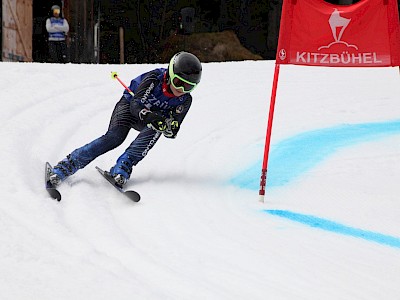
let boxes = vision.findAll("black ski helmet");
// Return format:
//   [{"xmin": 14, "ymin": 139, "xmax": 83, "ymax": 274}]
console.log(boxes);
[{"xmin": 168, "ymin": 52, "xmax": 202, "ymax": 84}]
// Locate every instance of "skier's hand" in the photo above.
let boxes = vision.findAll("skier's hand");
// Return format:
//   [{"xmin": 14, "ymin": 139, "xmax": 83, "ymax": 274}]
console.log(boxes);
[
  {"xmin": 143, "ymin": 112, "xmax": 167, "ymax": 132},
  {"xmin": 164, "ymin": 119, "xmax": 179, "ymax": 139}
]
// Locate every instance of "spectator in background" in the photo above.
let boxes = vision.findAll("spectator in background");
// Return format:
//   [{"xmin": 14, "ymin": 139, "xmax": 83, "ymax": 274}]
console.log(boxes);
[{"xmin": 46, "ymin": 5, "xmax": 69, "ymax": 63}]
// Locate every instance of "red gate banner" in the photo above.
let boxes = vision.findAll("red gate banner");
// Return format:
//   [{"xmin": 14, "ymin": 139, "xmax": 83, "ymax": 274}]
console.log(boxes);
[{"xmin": 276, "ymin": 0, "xmax": 400, "ymax": 67}]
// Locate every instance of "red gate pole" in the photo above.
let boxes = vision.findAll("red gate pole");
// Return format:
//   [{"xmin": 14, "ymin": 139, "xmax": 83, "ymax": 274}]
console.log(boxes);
[{"xmin": 259, "ymin": 63, "xmax": 281, "ymax": 203}]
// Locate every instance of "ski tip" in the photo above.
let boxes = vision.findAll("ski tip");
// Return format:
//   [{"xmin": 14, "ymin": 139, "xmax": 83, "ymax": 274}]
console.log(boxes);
[
  {"xmin": 47, "ymin": 188, "xmax": 62, "ymax": 201},
  {"xmin": 125, "ymin": 191, "xmax": 141, "ymax": 202}
]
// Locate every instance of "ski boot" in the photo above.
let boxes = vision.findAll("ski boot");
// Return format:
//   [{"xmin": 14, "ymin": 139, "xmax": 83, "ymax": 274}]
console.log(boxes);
[
  {"xmin": 51, "ymin": 154, "xmax": 80, "ymax": 186},
  {"xmin": 109, "ymin": 153, "xmax": 134, "ymax": 187}
]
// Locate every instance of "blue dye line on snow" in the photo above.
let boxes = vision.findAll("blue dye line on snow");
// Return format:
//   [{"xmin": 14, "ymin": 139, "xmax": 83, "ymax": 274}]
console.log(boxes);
[
  {"xmin": 231, "ymin": 120, "xmax": 400, "ymax": 189},
  {"xmin": 265, "ymin": 210, "xmax": 400, "ymax": 249}
]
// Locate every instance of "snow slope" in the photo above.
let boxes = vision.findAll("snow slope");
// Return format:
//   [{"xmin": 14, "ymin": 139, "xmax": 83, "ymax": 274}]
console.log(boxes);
[{"xmin": 0, "ymin": 61, "xmax": 399, "ymax": 299}]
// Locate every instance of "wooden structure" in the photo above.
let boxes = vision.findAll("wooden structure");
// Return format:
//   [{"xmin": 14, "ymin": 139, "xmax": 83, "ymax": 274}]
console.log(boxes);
[
  {"xmin": 2, "ymin": 0, "xmax": 32, "ymax": 62},
  {"xmin": 2, "ymin": 0, "xmax": 98, "ymax": 63}
]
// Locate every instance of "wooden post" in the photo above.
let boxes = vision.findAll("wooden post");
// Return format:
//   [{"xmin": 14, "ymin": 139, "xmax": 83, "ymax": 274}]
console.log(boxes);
[{"xmin": 119, "ymin": 26, "xmax": 124, "ymax": 64}]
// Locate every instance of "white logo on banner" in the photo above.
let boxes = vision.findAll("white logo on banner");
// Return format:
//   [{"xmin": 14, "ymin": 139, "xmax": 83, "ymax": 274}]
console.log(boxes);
[
  {"xmin": 278, "ymin": 49, "xmax": 286, "ymax": 61},
  {"xmin": 295, "ymin": 8, "xmax": 382, "ymax": 65},
  {"xmin": 318, "ymin": 9, "xmax": 358, "ymax": 50}
]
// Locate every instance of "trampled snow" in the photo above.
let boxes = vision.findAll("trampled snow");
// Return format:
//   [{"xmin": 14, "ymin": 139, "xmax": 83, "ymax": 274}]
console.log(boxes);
[{"xmin": 0, "ymin": 61, "xmax": 399, "ymax": 299}]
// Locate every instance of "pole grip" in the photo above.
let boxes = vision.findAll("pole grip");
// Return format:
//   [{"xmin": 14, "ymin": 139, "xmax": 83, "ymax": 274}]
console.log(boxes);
[{"xmin": 111, "ymin": 72, "xmax": 134, "ymax": 96}]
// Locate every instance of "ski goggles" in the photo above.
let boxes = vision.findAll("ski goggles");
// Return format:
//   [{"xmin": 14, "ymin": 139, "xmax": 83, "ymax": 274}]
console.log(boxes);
[
  {"xmin": 53, "ymin": 9, "xmax": 60, "ymax": 14},
  {"xmin": 170, "ymin": 75, "xmax": 197, "ymax": 93}
]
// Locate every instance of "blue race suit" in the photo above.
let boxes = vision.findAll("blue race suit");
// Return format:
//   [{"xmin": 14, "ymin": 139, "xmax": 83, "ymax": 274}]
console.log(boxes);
[{"xmin": 52, "ymin": 68, "xmax": 192, "ymax": 181}]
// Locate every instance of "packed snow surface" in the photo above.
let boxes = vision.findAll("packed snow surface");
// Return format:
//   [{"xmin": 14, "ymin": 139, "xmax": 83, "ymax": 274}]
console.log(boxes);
[{"xmin": 1, "ymin": 61, "xmax": 399, "ymax": 299}]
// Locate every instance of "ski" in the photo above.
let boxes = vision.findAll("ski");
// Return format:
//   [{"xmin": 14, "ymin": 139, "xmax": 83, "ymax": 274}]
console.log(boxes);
[
  {"xmin": 95, "ymin": 166, "xmax": 141, "ymax": 202},
  {"xmin": 45, "ymin": 162, "xmax": 62, "ymax": 201}
]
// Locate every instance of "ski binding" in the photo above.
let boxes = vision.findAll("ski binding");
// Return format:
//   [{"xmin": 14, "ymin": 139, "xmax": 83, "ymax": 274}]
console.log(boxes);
[{"xmin": 45, "ymin": 162, "xmax": 62, "ymax": 201}]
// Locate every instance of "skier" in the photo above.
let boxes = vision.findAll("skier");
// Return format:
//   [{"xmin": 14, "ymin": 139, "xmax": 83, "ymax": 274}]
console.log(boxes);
[
  {"xmin": 46, "ymin": 4, "xmax": 69, "ymax": 63},
  {"xmin": 49, "ymin": 51, "xmax": 202, "ymax": 187}
]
